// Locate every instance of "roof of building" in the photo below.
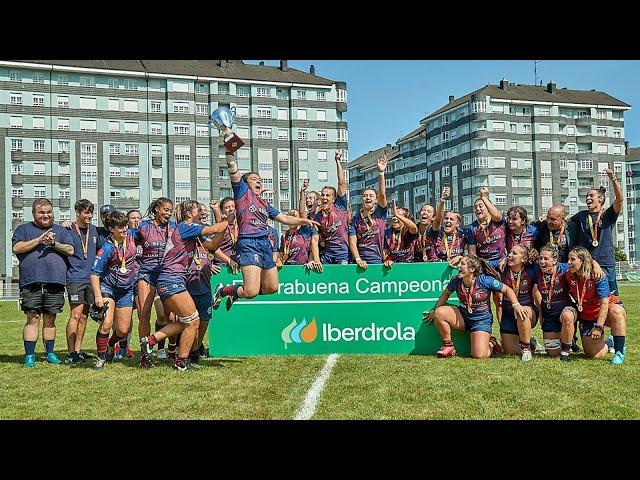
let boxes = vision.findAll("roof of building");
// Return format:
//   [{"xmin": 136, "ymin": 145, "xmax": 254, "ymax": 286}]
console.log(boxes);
[
  {"xmin": 397, "ymin": 124, "xmax": 426, "ymax": 143},
  {"xmin": 16, "ymin": 60, "xmax": 336, "ymax": 85},
  {"xmin": 628, "ymin": 147, "xmax": 640, "ymax": 162},
  {"xmin": 348, "ymin": 145, "xmax": 400, "ymax": 170},
  {"xmin": 424, "ymin": 82, "xmax": 631, "ymax": 120}
]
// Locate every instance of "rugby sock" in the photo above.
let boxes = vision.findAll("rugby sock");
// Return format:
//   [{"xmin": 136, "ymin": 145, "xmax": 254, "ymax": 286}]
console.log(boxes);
[
  {"xmin": 44, "ymin": 339, "xmax": 55, "ymax": 354},
  {"xmin": 108, "ymin": 333, "xmax": 124, "ymax": 347},
  {"xmin": 24, "ymin": 340, "xmax": 36, "ymax": 356},
  {"xmin": 221, "ymin": 285, "xmax": 235, "ymax": 297},
  {"xmin": 519, "ymin": 341, "xmax": 531, "ymax": 352},
  {"xmin": 96, "ymin": 332, "xmax": 109, "ymax": 360},
  {"xmin": 613, "ymin": 336, "xmax": 625, "ymax": 354}
]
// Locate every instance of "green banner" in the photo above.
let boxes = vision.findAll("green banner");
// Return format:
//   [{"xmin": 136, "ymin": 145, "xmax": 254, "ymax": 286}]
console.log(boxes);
[{"xmin": 209, "ymin": 263, "xmax": 472, "ymax": 356}]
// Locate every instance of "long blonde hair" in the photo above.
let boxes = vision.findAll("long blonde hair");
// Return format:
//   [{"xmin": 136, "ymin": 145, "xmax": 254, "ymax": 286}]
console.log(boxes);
[
  {"xmin": 569, "ymin": 246, "xmax": 595, "ymax": 279},
  {"xmin": 175, "ymin": 200, "xmax": 198, "ymax": 223}
]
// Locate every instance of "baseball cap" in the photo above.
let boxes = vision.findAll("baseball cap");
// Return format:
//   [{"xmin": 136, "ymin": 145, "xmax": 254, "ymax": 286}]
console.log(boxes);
[{"xmin": 99, "ymin": 204, "xmax": 116, "ymax": 216}]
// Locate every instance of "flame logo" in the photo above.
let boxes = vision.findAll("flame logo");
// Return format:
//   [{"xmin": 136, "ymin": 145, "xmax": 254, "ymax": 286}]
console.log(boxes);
[{"xmin": 281, "ymin": 317, "xmax": 317, "ymax": 349}]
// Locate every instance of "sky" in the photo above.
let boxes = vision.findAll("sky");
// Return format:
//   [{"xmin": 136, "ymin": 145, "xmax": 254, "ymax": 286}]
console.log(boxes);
[{"xmin": 246, "ymin": 60, "xmax": 640, "ymax": 160}]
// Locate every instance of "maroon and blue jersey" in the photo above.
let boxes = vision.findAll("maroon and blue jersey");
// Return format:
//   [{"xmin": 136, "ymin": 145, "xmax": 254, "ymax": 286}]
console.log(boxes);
[
  {"xmin": 384, "ymin": 227, "xmax": 418, "ymax": 263},
  {"xmin": 91, "ymin": 233, "xmax": 140, "ymax": 290},
  {"xmin": 427, "ymin": 227, "xmax": 468, "ymax": 262},
  {"xmin": 186, "ymin": 237, "xmax": 213, "ymax": 296},
  {"xmin": 267, "ymin": 226, "xmax": 280, "ymax": 253},
  {"xmin": 565, "ymin": 272, "xmax": 611, "ymax": 322},
  {"xmin": 232, "ymin": 179, "xmax": 280, "ymax": 238},
  {"xmin": 157, "ymin": 222, "xmax": 206, "ymax": 285},
  {"xmin": 351, "ymin": 205, "xmax": 388, "ymax": 263},
  {"xmin": 132, "ymin": 219, "xmax": 177, "ymax": 275},
  {"xmin": 506, "ymin": 224, "xmax": 539, "ymax": 253},
  {"xmin": 499, "ymin": 265, "xmax": 537, "ymax": 314},
  {"xmin": 214, "ymin": 223, "xmax": 238, "ymax": 266},
  {"xmin": 414, "ymin": 226, "xmax": 433, "ymax": 262},
  {"xmin": 466, "ymin": 214, "xmax": 507, "ymax": 262},
  {"xmin": 313, "ymin": 194, "xmax": 353, "ymax": 259},
  {"xmin": 447, "ymin": 274, "xmax": 504, "ymax": 323},
  {"xmin": 532, "ymin": 262, "xmax": 572, "ymax": 317},
  {"xmin": 280, "ymin": 226, "xmax": 316, "ymax": 265}
]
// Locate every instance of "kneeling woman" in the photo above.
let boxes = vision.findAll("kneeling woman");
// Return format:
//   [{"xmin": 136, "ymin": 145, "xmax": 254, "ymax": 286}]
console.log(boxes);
[
  {"xmin": 424, "ymin": 255, "xmax": 526, "ymax": 359},
  {"xmin": 90, "ymin": 211, "xmax": 140, "ymax": 370},
  {"xmin": 140, "ymin": 200, "xmax": 231, "ymax": 371},
  {"xmin": 497, "ymin": 244, "xmax": 540, "ymax": 361},
  {"xmin": 566, "ymin": 247, "xmax": 627, "ymax": 365}
]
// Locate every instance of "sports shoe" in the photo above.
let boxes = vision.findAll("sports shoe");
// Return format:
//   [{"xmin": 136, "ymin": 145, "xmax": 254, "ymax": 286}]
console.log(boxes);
[
  {"xmin": 93, "ymin": 358, "xmax": 106, "ymax": 371},
  {"xmin": 198, "ymin": 344, "xmax": 208, "ymax": 357},
  {"xmin": 113, "ymin": 348, "xmax": 126, "ymax": 361},
  {"xmin": 226, "ymin": 294, "xmax": 238, "ymax": 311},
  {"xmin": 44, "ymin": 352, "xmax": 62, "ymax": 365},
  {"xmin": 521, "ymin": 349, "xmax": 533, "ymax": 362},
  {"xmin": 78, "ymin": 350, "xmax": 93, "ymax": 361},
  {"xmin": 605, "ymin": 335, "xmax": 615, "ymax": 354},
  {"xmin": 125, "ymin": 346, "xmax": 135, "ymax": 358},
  {"xmin": 157, "ymin": 348, "xmax": 168, "ymax": 359},
  {"xmin": 106, "ymin": 346, "xmax": 116, "ymax": 362},
  {"xmin": 139, "ymin": 336, "xmax": 154, "ymax": 357},
  {"xmin": 189, "ymin": 350, "xmax": 201, "ymax": 365},
  {"xmin": 173, "ymin": 359, "xmax": 195, "ymax": 372},
  {"xmin": 436, "ymin": 344, "xmax": 456, "ymax": 358},
  {"xmin": 489, "ymin": 336, "xmax": 502, "ymax": 357},
  {"xmin": 139, "ymin": 356, "xmax": 155, "ymax": 369},
  {"xmin": 560, "ymin": 352, "xmax": 571, "ymax": 362},
  {"xmin": 611, "ymin": 351, "xmax": 625, "ymax": 365},
  {"xmin": 64, "ymin": 351, "xmax": 83, "ymax": 365},
  {"xmin": 23, "ymin": 354, "xmax": 36, "ymax": 368},
  {"xmin": 212, "ymin": 284, "xmax": 224, "ymax": 310},
  {"xmin": 530, "ymin": 337, "xmax": 546, "ymax": 354},
  {"xmin": 571, "ymin": 338, "xmax": 582, "ymax": 353}
]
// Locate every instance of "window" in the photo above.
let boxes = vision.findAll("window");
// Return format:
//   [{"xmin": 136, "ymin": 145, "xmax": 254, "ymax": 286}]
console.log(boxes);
[
  {"xmin": 81, "ymin": 143, "xmax": 97, "ymax": 165},
  {"xmin": 196, "ymin": 125, "xmax": 208, "ymax": 137},
  {"xmin": 510, "ymin": 141, "xmax": 517, "ymax": 151},
  {"xmin": 31, "ymin": 94, "xmax": 45, "ymax": 107},
  {"xmin": 175, "ymin": 155, "xmax": 190, "ymax": 168},
  {"xmin": 317, "ymin": 91, "xmax": 326, "ymax": 101},
  {"xmin": 277, "ymin": 88, "xmax": 289, "ymax": 100},
  {"xmin": 461, "ymin": 160, "xmax": 471, "ymax": 172},
  {"xmin": 297, "ymin": 90, "xmax": 307, "ymax": 100},
  {"xmin": 578, "ymin": 159, "xmax": 593, "ymax": 171},
  {"xmin": 196, "ymin": 103, "xmax": 208, "ymax": 116},
  {"xmin": 613, "ymin": 129, "xmax": 621, "ymax": 138},
  {"xmin": 107, "ymin": 78, "xmax": 119, "ymax": 89},
  {"xmin": 523, "ymin": 124, "xmax": 531, "ymax": 134},
  {"xmin": 568, "ymin": 179, "xmax": 577, "ymax": 189},
  {"xmin": 540, "ymin": 141, "xmax": 551, "ymax": 151},
  {"xmin": 297, "ymin": 130, "xmax": 307, "ymax": 141},
  {"xmin": 614, "ymin": 145, "xmax": 622, "ymax": 155},
  {"xmin": 299, "ymin": 170, "xmax": 309, "ymax": 180},
  {"xmin": 110, "ymin": 167, "xmax": 120, "ymax": 177},
  {"xmin": 539, "ymin": 124, "xmax": 551, "ymax": 134},
  {"xmin": 510, "ymin": 123, "xmax": 517, "ymax": 133},
  {"xmin": 33, "ymin": 117, "xmax": 45, "ymax": 130},
  {"xmin": 237, "ymin": 86, "xmax": 250, "ymax": 97},
  {"xmin": 597, "ymin": 109, "xmax": 608, "ymax": 119},
  {"xmin": 150, "ymin": 123, "xmax": 162, "ymax": 135},
  {"xmin": 123, "ymin": 100, "xmax": 138, "ymax": 113},
  {"xmin": 567, "ymin": 143, "xmax": 576, "ymax": 153},
  {"xmin": 494, "ymin": 195, "xmax": 507, "ymax": 205},
  {"xmin": 237, "ymin": 127, "xmax": 249, "ymax": 138},
  {"xmin": 57, "ymin": 95, "xmax": 69, "ymax": 108},
  {"xmin": 443, "ymin": 132, "xmax": 450, "ymax": 142},
  {"xmin": 172, "ymin": 82, "xmax": 189, "ymax": 93},
  {"xmin": 11, "ymin": 139, "xmax": 23, "ymax": 151},
  {"xmin": 278, "ymin": 129, "xmax": 289, "ymax": 140},
  {"xmin": 109, "ymin": 121, "xmax": 120, "ymax": 133},
  {"xmin": 124, "ymin": 79, "xmax": 137, "ymax": 90},
  {"xmin": 151, "ymin": 102, "xmax": 161, "ymax": 113},
  {"xmin": 10, "ymin": 116, "xmax": 22, "ymax": 128},
  {"xmin": 33, "ymin": 163, "xmax": 46, "ymax": 175},
  {"xmin": 10, "ymin": 93, "xmax": 22, "ymax": 105},
  {"xmin": 336, "ymin": 89, "xmax": 347, "ymax": 102},
  {"xmin": 58, "ymin": 141, "xmax": 70, "ymax": 153},
  {"xmin": 317, "ymin": 130, "xmax": 327, "ymax": 141},
  {"xmin": 79, "ymin": 97, "xmax": 96, "ymax": 110},
  {"xmin": 10, "ymin": 71, "xmax": 22, "ymax": 82},
  {"xmin": 80, "ymin": 75, "xmax": 95, "ymax": 87},
  {"xmin": 493, "ymin": 122, "xmax": 504, "ymax": 132},
  {"xmin": 257, "ymin": 107, "xmax": 272, "ymax": 118},
  {"xmin": 125, "ymin": 122, "xmax": 139, "ymax": 134},
  {"xmin": 256, "ymin": 87, "xmax": 269, "ymax": 98},
  {"xmin": 474, "ymin": 156, "xmax": 488, "ymax": 168},
  {"xmin": 493, "ymin": 176, "xmax": 506, "ymax": 187},
  {"xmin": 472, "ymin": 101, "xmax": 486, "ymax": 113},
  {"xmin": 597, "ymin": 144, "xmax": 608, "ymax": 154},
  {"xmin": 197, "ymin": 169, "xmax": 210, "ymax": 180},
  {"xmin": 151, "ymin": 145, "xmax": 162, "ymax": 157},
  {"xmin": 566, "ymin": 126, "xmax": 576, "ymax": 136},
  {"xmin": 57, "ymin": 74, "xmax": 68, "ymax": 85},
  {"xmin": 174, "ymin": 123, "xmax": 190, "ymax": 135},
  {"xmin": 318, "ymin": 150, "xmax": 327, "ymax": 162},
  {"xmin": 32, "ymin": 73, "xmax": 44, "ymax": 84},
  {"xmin": 318, "ymin": 171, "xmax": 328, "ymax": 182},
  {"xmin": 11, "ymin": 163, "xmax": 23, "ymax": 174},
  {"xmin": 236, "ymin": 106, "xmax": 249, "ymax": 118},
  {"xmin": 80, "ymin": 120, "xmax": 97, "ymax": 132},
  {"xmin": 34, "ymin": 140, "xmax": 45, "ymax": 152},
  {"xmin": 559, "ymin": 158, "xmax": 567, "ymax": 170},
  {"xmin": 297, "ymin": 109, "xmax": 307, "ymax": 120},
  {"xmin": 492, "ymin": 104, "xmax": 504, "ymax": 113},
  {"xmin": 538, "ymin": 107, "xmax": 550, "ymax": 116},
  {"xmin": 298, "ymin": 150, "xmax": 308, "ymax": 161},
  {"xmin": 110, "ymin": 190, "xmax": 121, "ymax": 200},
  {"xmin": 257, "ymin": 128, "xmax": 271, "ymax": 140},
  {"xmin": 12, "ymin": 187, "xmax": 24, "ymax": 197},
  {"xmin": 337, "ymin": 129, "xmax": 348, "ymax": 142},
  {"xmin": 494, "ymin": 157, "xmax": 506, "ymax": 168},
  {"xmin": 34, "ymin": 186, "xmax": 47, "ymax": 198},
  {"xmin": 173, "ymin": 102, "xmax": 189, "ymax": 114},
  {"xmin": 215, "ymin": 82, "xmax": 227, "ymax": 94},
  {"xmin": 278, "ymin": 150, "xmax": 290, "ymax": 161},
  {"xmin": 597, "ymin": 127, "xmax": 607, "ymax": 137},
  {"xmin": 317, "ymin": 110, "xmax": 326, "ymax": 121},
  {"xmin": 125, "ymin": 144, "xmax": 139, "ymax": 156},
  {"xmin": 493, "ymin": 140, "xmax": 505, "ymax": 150},
  {"xmin": 109, "ymin": 144, "xmax": 121, "ymax": 155}
]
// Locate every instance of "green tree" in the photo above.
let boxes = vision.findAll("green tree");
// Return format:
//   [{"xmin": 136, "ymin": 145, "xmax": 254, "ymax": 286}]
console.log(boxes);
[{"xmin": 614, "ymin": 246, "xmax": 627, "ymax": 262}]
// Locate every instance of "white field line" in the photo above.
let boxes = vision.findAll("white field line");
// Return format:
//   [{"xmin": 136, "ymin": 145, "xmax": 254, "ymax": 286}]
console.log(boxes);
[{"xmin": 294, "ymin": 353, "xmax": 339, "ymax": 420}]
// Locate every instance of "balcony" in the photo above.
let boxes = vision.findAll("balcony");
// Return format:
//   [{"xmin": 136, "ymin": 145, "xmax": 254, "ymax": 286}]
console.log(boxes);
[
  {"xmin": 59, "ymin": 176, "xmax": 70, "ymax": 186},
  {"xmin": 58, "ymin": 152, "xmax": 70, "ymax": 163},
  {"xmin": 112, "ymin": 197, "xmax": 140, "ymax": 209},
  {"xmin": 110, "ymin": 155, "xmax": 139, "ymax": 165},
  {"xmin": 280, "ymin": 202, "xmax": 291, "ymax": 211},
  {"xmin": 12, "ymin": 197, "xmax": 24, "ymax": 208},
  {"xmin": 10, "ymin": 150, "xmax": 25, "ymax": 161},
  {"xmin": 279, "ymin": 160, "xmax": 289, "ymax": 170},
  {"xmin": 575, "ymin": 116, "xmax": 594, "ymax": 127},
  {"xmin": 152, "ymin": 155, "xmax": 163, "ymax": 167},
  {"xmin": 110, "ymin": 177, "xmax": 140, "ymax": 187},
  {"xmin": 152, "ymin": 178, "xmax": 163, "ymax": 189},
  {"xmin": 17, "ymin": 198, "xmax": 70, "ymax": 208},
  {"xmin": 280, "ymin": 180, "xmax": 290, "ymax": 191}
]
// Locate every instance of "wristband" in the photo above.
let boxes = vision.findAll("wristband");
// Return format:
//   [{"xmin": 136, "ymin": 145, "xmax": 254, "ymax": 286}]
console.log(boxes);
[{"xmin": 512, "ymin": 302, "xmax": 521, "ymax": 307}]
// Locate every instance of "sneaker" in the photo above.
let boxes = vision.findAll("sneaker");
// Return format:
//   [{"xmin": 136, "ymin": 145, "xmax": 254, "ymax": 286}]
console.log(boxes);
[
  {"xmin": 64, "ymin": 352, "xmax": 83, "ymax": 365},
  {"xmin": 139, "ymin": 336, "xmax": 154, "ymax": 357},
  {"xmin": 530, "ymin": 337, "xmax": 546, "ymax": 354},
  {"xmin": 605, "ymin": 335, "xmax": 615, "ymax": 354},
  {"xmin": 521, "ymin": 349, "xmax": 533, "ymax": 362},
  {"xmin": 113, "ymin": 349, "xmax": 126, "ymax": 361},
  {"xmin": 198, "ymin": 344, "xmax": 208, "ymax": 357},
  {"xmin": 436, "ymin": 345, "xmax": 457, "ymax": 358},
  {"xmin": 212, "ymin": 284, "xmax": 224, "ymax": 310},
  {"xmin": 173, "ymin": 360, "xmax": 194, "ymax": 372},
  {"xmin": 611, "ymin": 351, "xmax": 625, "ymax": 365},
  {"xmin": 23, "ymin": 354, "xmax": 36, "ymax": 368},
  {"xmin": 189, "ymin": 351, "xmax": 201, "ymax": 365},
  {"xmin": 93, "ymin": 357, "xmax": 106, "ymax": 371},
  {"xmin": 226, "ymin": 294, "xmax": 238, "ymax": 311},
  {"xmin": 139, "ymin": 356, "xmax": 155, "ymax": 369},
  {"xmin": 157, "ymin": 348, "xmax": 168, "ymax": 360},
  {"xmin": 78, "ymin": 350, "xmax": 94, "ymax": 361},
  {"xmin": 44, "ymin": 352, "xmax": 62, "ymax": 365},
  {"xmin": 125, "ymin": 346, "xmax": 135, "ymax": 358},
  {"xmin": 560, "ymin": 352, "xmax": 571, "ymax": 362},
  {"xmin": 489, "ymin": 336, "xmax": 502, "ymax": 357},
  {"xmin": 106, "ymin": 346, "xmax": 116, "ymax": 362}
]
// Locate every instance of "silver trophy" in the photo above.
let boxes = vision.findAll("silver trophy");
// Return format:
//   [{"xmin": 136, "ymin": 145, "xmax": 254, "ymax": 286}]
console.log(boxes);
[{"xmin": 209, "ymin": 106, "xmax": 244, "ymax": 154}]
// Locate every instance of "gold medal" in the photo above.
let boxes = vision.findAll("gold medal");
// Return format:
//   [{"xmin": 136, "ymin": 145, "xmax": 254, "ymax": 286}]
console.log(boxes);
[
  {"xmin": 578, "ymin": 305, "xmax": 583, "ymax": 312},
  {"xmin": 119, "ymin": 266, "xmax": 128, "ymax": 274},
  {"xmin": 592, "ymin": 240, "xmax": 599, "ymax": 247}
]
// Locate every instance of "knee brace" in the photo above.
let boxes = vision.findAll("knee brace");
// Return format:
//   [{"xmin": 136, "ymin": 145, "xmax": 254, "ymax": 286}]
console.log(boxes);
[
  {"xmin": 176, "ymin": 311, "xmax": 199, "ymax": 325},
  {"xmin": 544, "ymin": 338, "xmax": 561, "ymax": 350}
]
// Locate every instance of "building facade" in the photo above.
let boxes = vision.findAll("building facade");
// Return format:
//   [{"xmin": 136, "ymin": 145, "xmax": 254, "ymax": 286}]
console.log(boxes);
[
  {"xmin": 0, "ymin": 60, "xmax": 348, "ymax": 281},
  {"xmin": 626, "ymin": 146, "xmax": 639, "ymax": 263}
]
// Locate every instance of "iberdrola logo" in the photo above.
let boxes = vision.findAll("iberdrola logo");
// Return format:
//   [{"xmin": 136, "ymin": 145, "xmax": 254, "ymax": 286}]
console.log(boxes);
[{"xmin": 281, "ymin": 317, "xmax": 318, "ymax": 349}]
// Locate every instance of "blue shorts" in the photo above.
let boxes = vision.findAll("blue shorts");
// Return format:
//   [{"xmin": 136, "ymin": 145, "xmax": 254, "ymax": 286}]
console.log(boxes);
[
  {"xmin": 237, "ymin": 237, "xmax": 276, "ymax": 269},
  {"xmin": 138, "ymin": 270, "xmax": 160, "ymax": 287},
  {"xmin": 191, "ymin": 292, "xmax": 213, "ymax": 322},
  {"xmin": 320, "ymin": 250, "xmax": 349, "ymax": 265},
  {"xmin": 101, "ymin": 284, "xmax": 135, "ymax": 308},
  {"xmin": 458, "ymin": 307, "xmax": 493, "ymax": 333},
  {"xmin": 156, "ymin": 279, "xmax": 188, "ymax": 302},
  {"xmin": 601, "ymin": 265, "xmax": 619, "ymax": 296},
  {"xmin": 541, "ymin": 306, "xmax": 577, "ymax": 333},
  {"xmin": 500, "ymin": 305, "xmax": 539, "ymax": 335}
]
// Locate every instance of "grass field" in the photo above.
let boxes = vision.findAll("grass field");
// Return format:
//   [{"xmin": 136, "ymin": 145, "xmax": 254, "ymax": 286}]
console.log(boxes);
[{"xmin": 0, "ymin": 285, "xmax": 637, "ymax": 420}]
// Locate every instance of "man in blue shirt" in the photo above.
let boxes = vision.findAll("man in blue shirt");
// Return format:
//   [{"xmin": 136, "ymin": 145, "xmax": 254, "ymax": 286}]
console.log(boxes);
[
  {"xmin": 63, "ymin": 199, "xmax": 99, "ymax": 365},
  {"xmin": 12, "ymin": 199, "xmax": 74, "ymax": 367}
]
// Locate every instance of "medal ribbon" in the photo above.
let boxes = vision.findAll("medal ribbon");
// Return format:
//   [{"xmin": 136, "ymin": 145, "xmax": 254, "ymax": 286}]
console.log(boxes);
[
  {"xmin": 115, "ymin": 236, "xmax": 127, "ymax": 272},
  {"xmin": 550, "ymin": 223, "xmax": 565, "ymax": 246},
  {"xmin": 542, "ymin": 265, "xmax": 557, "ymax": 308},
  {"xmin": 74, "ymin": 223, "xmax": 89, "ymax": 259},
  {"xmin": 463, "ymin": 278, "xmax": 476, "ymax": 313},
  {"xmin": 510, "ymin": 267, "xmax": 522, "ymax": 299},
  {"xmin": 576, "ymin": 276, "xmax": 588, "ymax": 312},
  {"xmin": 588, "ymin": 209, "xmax": 604, "ymax": 245},
  {"xmin": 443, "ymin": 230, "xmax": 457, "ymax": 260}
]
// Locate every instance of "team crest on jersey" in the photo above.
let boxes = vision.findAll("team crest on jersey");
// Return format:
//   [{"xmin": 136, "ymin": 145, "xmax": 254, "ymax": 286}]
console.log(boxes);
[{"xmin": 493, "ymin": 279, "xmax": 501, "ymax": 289}]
